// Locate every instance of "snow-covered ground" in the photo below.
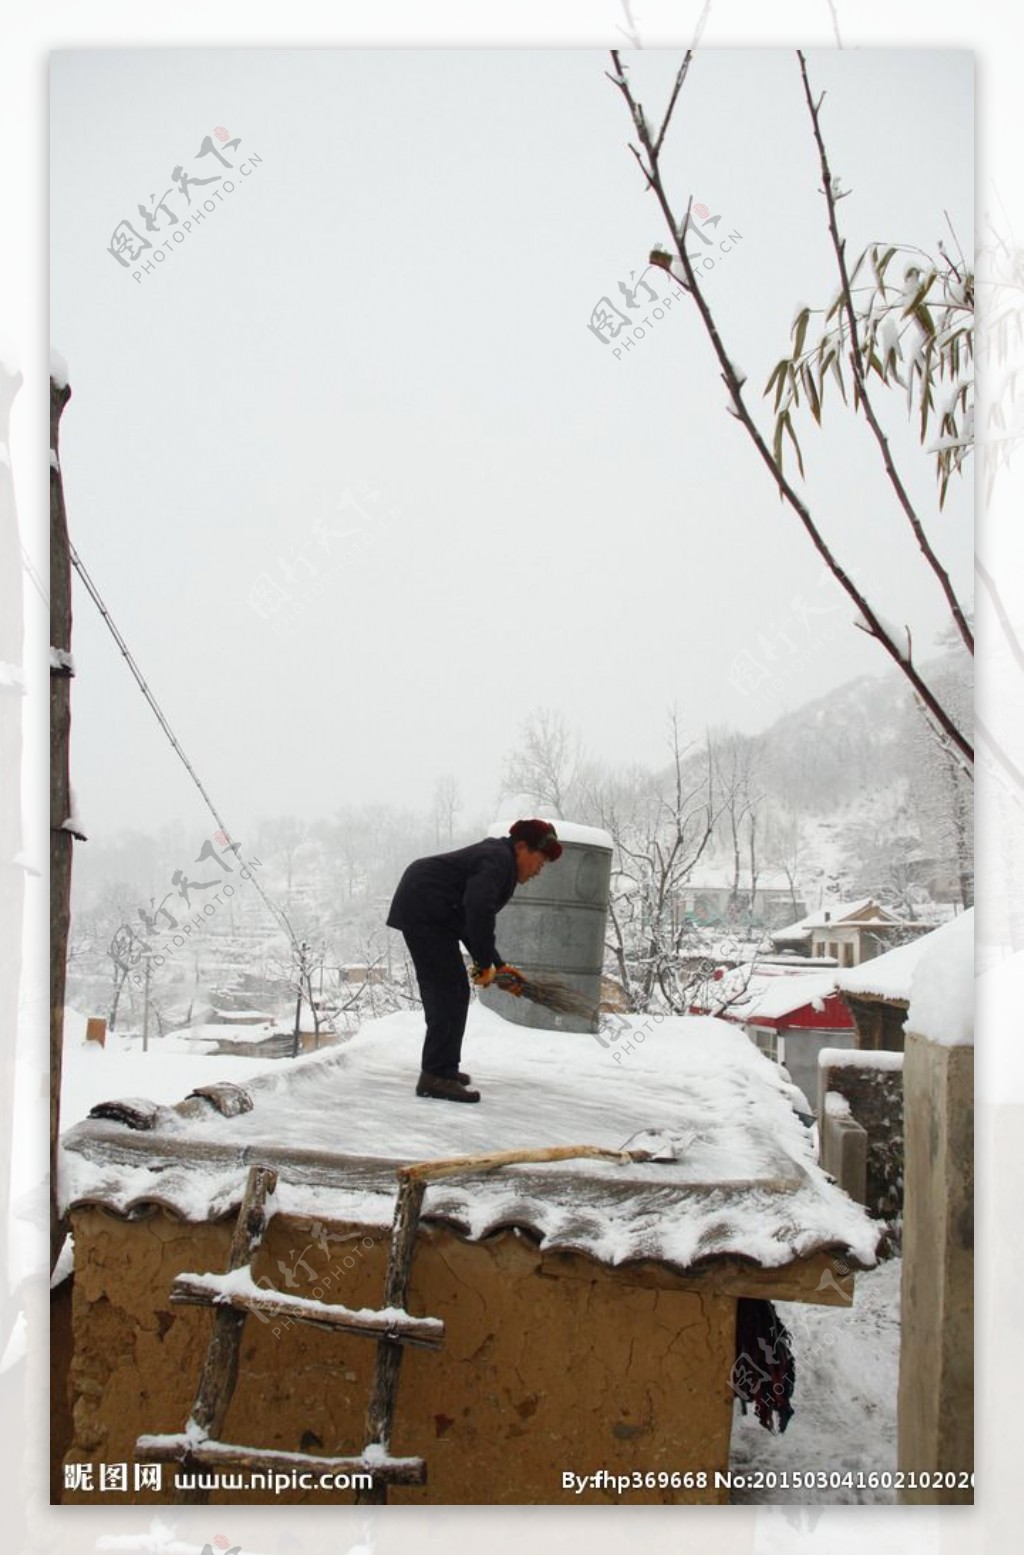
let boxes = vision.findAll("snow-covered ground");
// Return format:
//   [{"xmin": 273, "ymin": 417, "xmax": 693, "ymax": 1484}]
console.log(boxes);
[
  {"xmin": 729, "ymin": 1254, "xmax": 901, "ymax": 1504},
  {"xmin": 61, "ymin": 1008, "xmax": 283, "ymax": 1129}
]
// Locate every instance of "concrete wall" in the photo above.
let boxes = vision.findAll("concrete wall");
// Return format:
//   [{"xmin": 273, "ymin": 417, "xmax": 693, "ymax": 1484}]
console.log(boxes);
[
  {"xmin": 63, "ymin": 1209, "xmax": 739, "ymax": 1505},
  {"xmin": 819, "ymin": 1097, "xmax": 868, "ymax": 1206},
  {"xmin": 781, "ymin": 1030, "xmax": 856, "ymax": 1111},
  {"xmin": 897, "ymin": 1030, "xmax": 973, "ymax": 1503},
  {"xmin": 817, "ymin": 1056, "xmax": 904, "ymax": 1241}
]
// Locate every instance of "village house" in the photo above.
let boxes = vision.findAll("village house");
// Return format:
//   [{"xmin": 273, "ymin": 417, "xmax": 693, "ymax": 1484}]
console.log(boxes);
[
  {"xmin": 770, "ymin": 899, "xmax": 925, "ymax": 967},
  {"xmin": 55, "ymin": 1006, "xmax": 880, "ymax": 1506}
]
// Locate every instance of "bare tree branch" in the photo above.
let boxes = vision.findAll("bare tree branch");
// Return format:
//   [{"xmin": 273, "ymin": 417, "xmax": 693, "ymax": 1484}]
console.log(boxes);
[
  {"xmin": 607, "ymin": 51, "xmax": 974, "ymax": 769},
  {"xmin": 796, "ymin": 50, "xmax": 974, "ymax": 657}
]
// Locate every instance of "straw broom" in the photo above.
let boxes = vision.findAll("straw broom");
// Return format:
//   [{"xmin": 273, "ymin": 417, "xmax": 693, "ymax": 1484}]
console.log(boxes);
[{"xmin": 492, "ymin": 968, "xmax": 600, "ymax": 1022}]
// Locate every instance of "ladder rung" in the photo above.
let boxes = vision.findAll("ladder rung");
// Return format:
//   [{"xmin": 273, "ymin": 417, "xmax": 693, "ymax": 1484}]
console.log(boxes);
[
  {"xmin": 170, "ymin": 1272, "xmax": 445, "ymax": 1349},
  {"xmin": 136, "ymin": 1433, "xmax": 427, "ymax": 1485}
]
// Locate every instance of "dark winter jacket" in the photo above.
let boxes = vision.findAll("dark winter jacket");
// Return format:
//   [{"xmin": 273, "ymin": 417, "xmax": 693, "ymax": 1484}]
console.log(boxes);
[{"xmin": 386, "ymin": 837, "xmax": 517, "ymax": 968}]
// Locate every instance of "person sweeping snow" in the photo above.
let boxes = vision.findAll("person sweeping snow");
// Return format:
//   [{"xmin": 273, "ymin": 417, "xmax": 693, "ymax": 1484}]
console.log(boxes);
[{"xmin": 386, "ymin": 819, "xmax": 563, "ymax": 1102}]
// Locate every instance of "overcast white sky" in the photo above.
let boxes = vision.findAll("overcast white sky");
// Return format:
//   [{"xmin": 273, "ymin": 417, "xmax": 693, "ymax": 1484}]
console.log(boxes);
[{"xmin": 49, "ymin": 45, "xmax": 973, "ymax": 844}]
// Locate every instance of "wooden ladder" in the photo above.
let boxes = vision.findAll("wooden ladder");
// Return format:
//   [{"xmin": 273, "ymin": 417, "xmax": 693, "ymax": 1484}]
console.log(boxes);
[
  {"xmin": 135, "ymin": 1141, "xmax": 645, "ymax": 1504},
  {"xmin": 135, "ymin": 1163, "xmax": 441, "ymax": 1505}
]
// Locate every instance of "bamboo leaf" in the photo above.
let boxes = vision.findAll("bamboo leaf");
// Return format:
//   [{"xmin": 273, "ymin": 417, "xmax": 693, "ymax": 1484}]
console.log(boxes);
[
  {"xmin": 782, "ymin": 411, "xmax": 805, "ymax": 479},
  {"xmin": 802, "ymin": 363, "xmax": 822, "ymax": 425},
  {"xmin": 912, "ymin": 302, "xmax": 936, "ymax": 338},
  {"xmin": 792, "ymin": 307, "xmax": 810, "ymax": 360},
  {"xmin": 900, "ymin": 275, "xmax": 935, "ymax": 323},
  {"xmin": 764, "ymin": 359, "xmax": 787, "ymax": 402},
  {"xmin": 827, "ymin": 350, "xmax": 847, "ymax": 403},
  {"xmin": 776, "ymin": 364, "xmax": 798, "ymax": 413},
  {"xmin": 920, "ymin": 383, "xmax": 933, "ymax": 443}
]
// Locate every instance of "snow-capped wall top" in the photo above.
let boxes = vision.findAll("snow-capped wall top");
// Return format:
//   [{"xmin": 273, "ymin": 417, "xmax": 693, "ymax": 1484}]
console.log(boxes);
[
  {"xmin": 50, "ymin": 348, "xmax": 70, "ymax": 389},
  {"xmin": 61, "ymin": 1005, "xmax": 881, "ymax": 1273},
  {"xmin": 906, "ymin": 908, "xmax": 974, "ymax": 1047}
]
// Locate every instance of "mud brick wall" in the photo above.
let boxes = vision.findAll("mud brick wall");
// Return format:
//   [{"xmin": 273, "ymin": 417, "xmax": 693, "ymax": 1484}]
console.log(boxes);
[{"xmin": 62, "ymin": 1208, "xmax": 740, "ymax": 1506}]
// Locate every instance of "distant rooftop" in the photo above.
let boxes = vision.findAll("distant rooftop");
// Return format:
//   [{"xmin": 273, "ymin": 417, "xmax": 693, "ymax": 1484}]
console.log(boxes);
[{"xmin": 772, "ymin": 898, "xmax": 906, "ymax": 939}]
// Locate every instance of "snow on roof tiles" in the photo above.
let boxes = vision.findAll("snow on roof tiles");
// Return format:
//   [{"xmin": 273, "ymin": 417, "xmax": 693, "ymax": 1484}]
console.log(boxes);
[
  {"xmin": 739, "ymin": 972, "xmax": 845, "ymax": 1024},
  {"xmin": 60, "ymin": 1007, "xmax": 881, "ymax": 1273},
  {"xmin": 691, "ymin": 965, "xmax": 844, "ymax": 1024}
]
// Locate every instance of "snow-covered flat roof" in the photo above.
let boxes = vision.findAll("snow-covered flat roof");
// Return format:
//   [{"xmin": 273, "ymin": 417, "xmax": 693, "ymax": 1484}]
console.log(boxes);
[{"xmin": 60, "ymin": 1006, "xmax": 881, "ymax": 1274}]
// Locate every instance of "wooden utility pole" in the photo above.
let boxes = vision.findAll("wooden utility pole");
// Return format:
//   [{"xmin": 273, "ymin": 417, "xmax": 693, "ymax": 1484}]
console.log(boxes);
[{"xmin": 50, "ymin": 371, "xmax": 74, "ymax": 1275}]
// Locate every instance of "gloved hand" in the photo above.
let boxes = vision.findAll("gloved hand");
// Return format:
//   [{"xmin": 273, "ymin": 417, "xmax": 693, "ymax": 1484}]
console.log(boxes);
[{"xmin": 470, "ymin": 963, "xmax": 498, "ymax": 988}]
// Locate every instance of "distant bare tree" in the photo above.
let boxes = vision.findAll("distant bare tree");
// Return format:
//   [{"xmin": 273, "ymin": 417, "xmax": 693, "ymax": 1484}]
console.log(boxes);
[
  {"xmin": 499, "ymin": 707, "xmax": 580, "ymax": 818},
  {"xmin": 764, "ymin": 807, "xmax": 806, "ymax": 920},
  {"xmin": 594, "ymin": 714, "xmax": 718, "ymax": 1011},
  {"xmin": 258, "ymin": 815, "xmax": 309, "ymax": 892},
  {"xmin": 711, "ymin": 732, "xmax": 765, "ymax": 925},
  {"xmin": 905, "ymin": 652, "xmax": 974, "ymax": 908},
  {"xmin": 431, "ymin": 773, "xmax": 461, "ymax": 846}
]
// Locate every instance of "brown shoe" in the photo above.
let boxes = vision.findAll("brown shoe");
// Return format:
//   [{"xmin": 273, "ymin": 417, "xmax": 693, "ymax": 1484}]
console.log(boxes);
[{"xmin": 415, "ymin": 1072, "xmax": 481, "ymax": 1103}]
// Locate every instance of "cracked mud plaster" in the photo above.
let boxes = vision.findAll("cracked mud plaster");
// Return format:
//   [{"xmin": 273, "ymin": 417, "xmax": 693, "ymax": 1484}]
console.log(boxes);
[{"xmin": 62, "ymin": 1208, "xmax": 735, "ymax": 1504}]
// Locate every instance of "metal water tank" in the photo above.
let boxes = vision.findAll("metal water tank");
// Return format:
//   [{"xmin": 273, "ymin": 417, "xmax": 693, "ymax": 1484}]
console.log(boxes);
[{"xmin": 478, "ymin": 819, "xmax": 613, "ymax": 1034}]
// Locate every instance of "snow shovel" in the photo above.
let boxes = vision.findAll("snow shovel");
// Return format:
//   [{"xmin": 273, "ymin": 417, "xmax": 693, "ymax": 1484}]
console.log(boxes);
[{"xmin": 616, "ymin": 1127, "xmax": 697, "ymax": 1162}]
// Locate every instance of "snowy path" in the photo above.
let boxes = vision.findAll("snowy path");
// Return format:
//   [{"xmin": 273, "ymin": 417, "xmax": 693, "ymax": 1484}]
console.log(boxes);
[{"xmin": 729, "ymin": 1255, "xmax": 901, "ymax": 1504}]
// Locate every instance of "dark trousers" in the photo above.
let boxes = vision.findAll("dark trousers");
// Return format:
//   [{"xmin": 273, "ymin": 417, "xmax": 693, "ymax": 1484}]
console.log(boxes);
[{"xmin": 402, "ymin": 928, "xmax": 470, "ymax": 1077}]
